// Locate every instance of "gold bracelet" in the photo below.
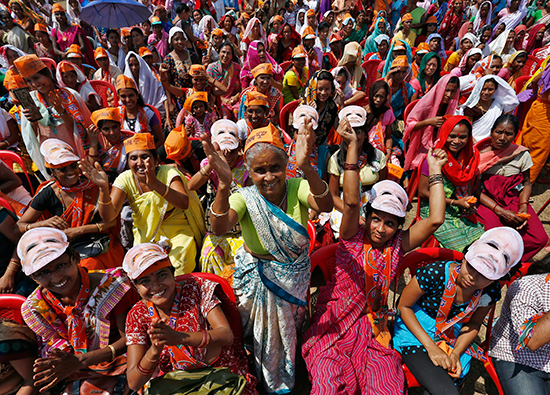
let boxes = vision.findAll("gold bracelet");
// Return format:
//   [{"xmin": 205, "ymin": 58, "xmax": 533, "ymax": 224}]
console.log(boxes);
[
  {"xmin": 162, "ymin": 185, "xmax": 169, "ymax": 197},
  {"xmin": 98, "ymin": 200, "xmax": 112, "ymax": 206},
  {"xmin": 25, "ymin": 223, "xmax": 30, "ymax": 232},
  {"xmin": 108, "ymin": 344, "xmax": 116, "ymax": 362},
  {"xmin": 211, "ymin": 207, "xmax": 230, "ymax": 217},
  {"xmin": 310, "ymin": 180, "xmax": 329, "ymax": 199},
  {"xmin": 96, "ymin": 223, "xmax": 103, "ymax": 233},
  {"xmin": 199, "ymin": 167, "xmax": 211, "ymax": 177},
  {"xmin": 144, "ymin": 352, "xmax": 158, "ymax": 364},
  {"xmin": 9, "ymin": 259, "xmax": 21, "ymax": 267}
]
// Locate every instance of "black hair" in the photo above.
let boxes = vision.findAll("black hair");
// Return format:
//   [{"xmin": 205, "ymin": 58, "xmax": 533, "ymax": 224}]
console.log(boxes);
[
  {"xmin": 97, "ymin": 118, "xmax": 121, "ymax": 130},
  {"xmin": 448, "ymin": 76, "xmax": 460, "ymax": 86},
  {"xmin": 515, "ymin": 51, "xmax": 528, "ymax": 60},
  {"xmin": 192, "ymin": 8, "xmax": 203, "ymax": 17},
  {"xmin": 492, "ymin": 113, "xmax": 520, "ymax": 136},
  {"xmin": 175, "ymin": 3, "xmax": 189, "ymax": 14},
  {"xmin": 527, "ymin": 253, "xmax": 550, "ymax": 275},
  {"xmin": 285, "ymin": 0, "xmax": 292, "ymax": 8},
  {"xmin": 364, "ymin": 203, "xmax": 407, "ymax": 226},
  {"xmin": 219, "ymin": 42, "xmax": 238, "ymax": 62},
  {"xmin": 316, "ymin": 70, "xmax": 336, "ymax": 96},
  {"xmin": 357, "ymin": 10, "xmax": 366, "ymax": 16},
  {"xmin": 318, "ymin": 21, "xmax": 330, "ymax": 31},
  {"xmin": 131, "ymin": 27, "xmax": 144, "ymax": 37},
  {"xmin": 337, "ymin": 68, "xmax": 348, "ymax": 78},
  {"xmin": 106, "ymin": 29, "xmax": 120, "ymax": 38}
]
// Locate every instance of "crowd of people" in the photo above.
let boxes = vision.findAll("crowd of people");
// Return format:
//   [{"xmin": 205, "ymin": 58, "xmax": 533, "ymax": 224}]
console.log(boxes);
[{"xmin": 1, "ymin": 0, "xmax": 550, "ymax": 394}]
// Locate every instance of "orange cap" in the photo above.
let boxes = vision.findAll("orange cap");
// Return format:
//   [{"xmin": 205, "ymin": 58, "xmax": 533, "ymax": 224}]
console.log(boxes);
[
  {"xmin": 3, "ymin": 67, "xmax": 28, "ymax": 90},
  {"xmin": 123, "ymin": 133, "xmax": 155, "ymax": 153},
  {"xmin": 94, "ymin": 47, "xmax": 108, "ymax": 59},
  {"xmin": 391, "ymin": 55, "xmax": 409, "ymax": 68},
  {"xmin": 91, "ymin": 107, "xmax": 121, "ymax": 126},
  {"xmin": 245, "ymin": 91, "xmax": 269, "ymax": 107},
  {"xmin": 427, "ymin": 15, "xmax": 438, "ymax": 24},
  {"xmin": 151, "ymin": 16, "xmax": 162, "ymax": 25},
  {"xmin": 416, "ymin": 42, "xmax": 430, "ymax": 54},
  {"xmin": 273, "ymin": 15, "xmax": 284, "ymax": 24},
  {"xmin": 66, "ymin": 44, "xmax": 83, "ymax": 58},
  {"xmin": 189, "ymin": 64, "xmax": 206, "ymax": 77},
  {"xmin": 241, "ymin": 12, "xmax": 250, "ymax": 19},
  {"xmin": 302, "ymin": 26, "xmax": 316, "ymax": 40},
  {"xmin": 34, "ymin": 23, "xmax": 48, "ymax": 33},
  {"xmin": 52, "ymin": 3, "xmax": 65, "ymax": 13},
  {"xmin": 212, "ymin": 28, "xmax": 224, "ymax": 37},
  {"xmin": 59, "ymin": 61, "xmax": 75, "ymax": 74},
  {"xmin": 306, "ymin": 9, "xmax": 315, "ymax": 16},
  {"xmin": 121, "ymin": 28, "xmax": 132, "ymax": 37},
  {"xmin": 115, "ymin": 74, "xmax": 137, "ymax": 92},
  {"xmin": 252, "ymin": 63, "xmax": 273, "ymax": 78},
  {"xmin": 292, "ymin": 46, "xmax": 307, "ymax": 58},
  {"xmin": 244, "ymin": 123, "xmax": 284, "ymax": 153},
  {"xmin": 13, "ymin": 54, "xmax": 47, "ymax": 79},
  {"xmin": 402, "ymin": 13, "xmax": 413, "ymax": 22},
  {"xmin": 329, "ymin": 33, "xmax": 341, "ymax": 43},
  {"xmin": 183, "ymin": 91, "xmax": 208, "ymax": 112},
  {"xmin": 139, "ymin": 46, "xmax": 153, "ymax": 57},
  {"xmin": 164, "ymin": 125, "xmax": 192, "ymax": 161}
]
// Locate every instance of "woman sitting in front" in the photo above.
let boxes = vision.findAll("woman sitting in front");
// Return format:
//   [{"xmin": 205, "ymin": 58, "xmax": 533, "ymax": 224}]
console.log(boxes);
[
  {"xmin": 80, "ymin": 133, "xmax": 205, "ymax": 275},
  {"xmin": 123, "ymin": 243, "xmax": 258, "ymax": 394},
  {"xmin": 20, "ymin": 227, "xmax": 137, "ymax": 394}
]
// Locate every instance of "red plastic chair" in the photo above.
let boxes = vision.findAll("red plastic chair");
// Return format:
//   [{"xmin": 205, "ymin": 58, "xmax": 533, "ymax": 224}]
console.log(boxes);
[
  {"xmin": 403, "ymin": 99, "xmax": 419, "ymax": 125},
  {"xmin": 309, "ymin": 242, "xmax": 337, "ymax": 283},
  {"xmin": 280, "ymin": 61, "xmax": 292, "ymax": 71},
  {"xmin": 89, "ymin": 80, "xmax": 119, "ymax": 107},
  {"xmin": 514, "ymin": 75, "xmax": 532, "ymax": 94},
  {"xmin": 307, "ymin": 220, "xmax": 316, "ymax": 254},
  {"xmin": 363, "ymin": 52, "xmax": 374, "ymax": 62},
  {"xmin": 522, "ymin": 55, "xmax": 541, "ymax": 76},
  {"xmin": 0, "ymin": 196, "xmax": 15, "ymax": 213},
  {"xmin": 0, "ymin": 294, "xmax": 26, "ymax": 324},
  {"xmin": 480, "ymin": 305, "xmax": 506, "ymax": 395},
  {"xmin": 39, "ymin": 57, "xmax": 56, "ymax": 73},
  {"xmin": 175, "ymin": 108, "xmax": 186, "ymax": 127},
  {"xmin": 176, "ymin": 272, "xmax": 236, "ymax": 304},
  {"xmin": 279, "ymin": 100, "xmax": 299, "ymax": 137},
  {"xmin": 0, "ymin": 150, "xmax": 34, "ymax": 194},
  {"xmin": 361, "ymin": 59, "xmax": 382, "ymax": 93}
]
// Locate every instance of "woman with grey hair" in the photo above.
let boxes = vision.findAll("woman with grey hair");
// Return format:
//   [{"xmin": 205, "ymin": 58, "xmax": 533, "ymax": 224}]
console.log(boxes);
[{"xmin": 203, "ymin": 120, "xmax": 333, "ymax": 394}]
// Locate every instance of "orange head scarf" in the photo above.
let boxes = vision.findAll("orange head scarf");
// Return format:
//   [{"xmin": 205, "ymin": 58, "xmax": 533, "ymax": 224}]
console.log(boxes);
[
  {"xmin": 435, "ymin": 115, "xmax": 480, "ymax": 187},
  {"xmin": 94, "ymin": 47, "xmax": 108, "ymax": 60},
  {"xmin": 245, "ymin": 91, "xmax": 269, "ymax": 107},
  {"xmin": 139, "ymin": 47, "xmax": 153, "ymax": 57},
  {"xmin": 252, "ymin": 63, "xmax": 273, "ymax": 78}
]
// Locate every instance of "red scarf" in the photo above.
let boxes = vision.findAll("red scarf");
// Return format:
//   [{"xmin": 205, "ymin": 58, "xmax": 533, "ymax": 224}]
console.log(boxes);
[
  {"xmin": 43, "ymin": 266, "xmax": 91, "ymax": 354},
  {"xmin": 435, "ymin": 115, "xmax": 480, "ymax": 187},
  {"xmin": 146, "ymin": 283, "xmax": 207, "ymax": 371},
  {"xmin": 56, "ymin": 180, "xmax": 98, "ymax": 228},
  {"xmin": 435, "ymin": 264, "xmax": 486, "ymax": 362}
]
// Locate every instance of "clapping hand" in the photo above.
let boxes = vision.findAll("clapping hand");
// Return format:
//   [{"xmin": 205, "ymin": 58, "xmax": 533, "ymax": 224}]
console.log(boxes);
[
  {"xmin": 79, "ymin": 157, "xmax": 109, "ymax": 190},
  {"xmin": 201, "ymin": 134, "xmax": 232, "ymax": 189}
]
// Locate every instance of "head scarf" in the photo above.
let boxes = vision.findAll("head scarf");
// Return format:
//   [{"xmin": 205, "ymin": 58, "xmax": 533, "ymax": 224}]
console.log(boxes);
[
  {"xmin": 525, "ymin": 24, "xmax": 545, "ymax": 54},
  {"xmin": 56, "ymin": 61, "xmax": 101, "ymax": 106},
  {"xmin": 403, "ymin": 74, "xmax": 461, "ymax": 171},
  {"xmin": 295, "ymin": 9, "xmax": 307, "ymax": 33},
  {"xmin": 461, "ymin": 32, "xmax": 478, "ymax": 47},
  {"xmin": 242, "ymin": 17, "xmax": 267, "ymax": 44},
  {"xmin": 165, "ymin": 126, "xmax": 192, "ymax": 161},
  {"xmin": 427, "ymin": 33, "xmax": 447, "ymax": 60},
  {"xmin": 338, "ymin": 42, "xmax": 363, "ymax": 89},
  {"xmin": 363, "ymin": 16, "xmax": 387, "ymax": 55},
  {"xmin": 416, "ymin": 52, "xmax": 442, "ymax": 95},
  {"xmin": 124, "ymin": 132, "xmax": 155, "ymax": 153},
  {"xmin": 382, "ymin": 39, "xmax": 412, "ymax": 78},
  {"xmin": 489, "ymin": 29, "xmax": 514, "ymax": 55},
  {"xmin": 0, "ymin": 45, "xmax": 26, "ymax": 68},
  {"xmin": 168, "ymin": 26, "xmax": 186, "ymax": 45},
  {"xmin": 123, "ymin": 51, "xmax": 167, "ymax": 110},
  {"xmin": 457, "ymin": 48, "xmax": 483, "ymax": 73},
  {"xmin": 275, "ymin": 22, "xmax": 301, "ymax": 44},
  {"xmin": 198, "ymin": 15, "xmax": 216, "ymax": 34},
  {"xmin": 331, "ymin": 66, "xmax": 354, "ymax": 100},
  {"xmin": 8, "ymin": 0, "xmax": 45, "ymax": 25},
  {"xmin": 436, "ymin": 115, "xmax": 479, "ymax": 187},
  {"xmin": 459, "ymin": 54, "xmax": 499, "ymax": 95},
  {"xmin": 514, "ymin": 24, "xmax": 527, "ymax": 50},
  {"xmin": 13, "ymin": 54, "xmax": 47, "ymax": 78},
  {"xmin": 458, "ymin": 22, "xmax": 472, "ymax": 41},
  {"xmin": 477, "ymin": 24, "xmax": 493, "ymax": 45},
  {"xmin": 241, "ymin": 40, "xmax": 283, "ymax": 84},
  {"xmin": 473, "ymin": 1, "xmax": 493, "ymax": 33}
]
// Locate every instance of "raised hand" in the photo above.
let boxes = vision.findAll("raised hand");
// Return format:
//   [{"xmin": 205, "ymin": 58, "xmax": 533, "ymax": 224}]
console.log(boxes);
[
  {"xmin": 201, "ymin": 133, "xmax": 232, "ymax": 189},
  {"xmin": 336, "ymin": 117, "xmax": 356, "ymax": 145},
  {"xmin": 48, "ymin": 89, "xmax": 64, "ymax": 114},
  {"xmin": 295, "ymin": 117, "xmax": 316, "ymax": 171},
  {"xmin": 426, "ymin": 148, "xmax": 448, "ymax": 170},
  {"xmin": 79, "ymin": 157, "xmax": 109, "ymax": 190},
  {"xmin": 87, "ymin": 124, "xmax": 100, "ymax": 146},
  {"xmin": 143, "ymin": 157, "xmax": 157, "ymax": 189}
]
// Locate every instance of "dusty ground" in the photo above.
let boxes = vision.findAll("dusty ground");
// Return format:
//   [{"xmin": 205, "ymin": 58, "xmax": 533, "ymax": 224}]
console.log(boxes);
[{"xmin": 284, "ymin": 180, "xmax": 550, "ymax": 395}]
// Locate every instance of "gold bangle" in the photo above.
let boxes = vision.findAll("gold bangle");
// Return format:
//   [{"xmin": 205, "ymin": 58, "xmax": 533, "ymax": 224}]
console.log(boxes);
[
  {"xmin": 96, "ymin": 223, "xmax": 103, "ymax": 233},
  {"xmin": 98, "ymin": 200, "xmax": 112, "ymax": 206},
  {"xmin": 310, "ymin": 180, "xmax": 329, "ymax": 199},
  {"xmin": 199, "ymin": 167, "xmax": 211, "ymax": 178},
  {"xmin": 144, "ymin": 352, "xmax": 158, "ymax": 364},
  {"xmin": 162, "ymin": 185, "xmax": 169, "ymax": 197},
  {"xmin": 108, "ymin": 344, "xmax": 116, "ymax": 362},
  {"xmin": 25, "ymin": 223, "xmax": 31, "ymax": 232}
]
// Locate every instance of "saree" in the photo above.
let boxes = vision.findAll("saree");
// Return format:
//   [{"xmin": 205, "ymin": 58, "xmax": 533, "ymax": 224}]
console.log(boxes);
[
  {"xmin": 475, "ymin": 138, "xmax": 547, "ymax": 261},
  {"xmin": 363, "ymin": 17, "xmax": 386, "ymax": 55},
  {"xmin": 113, "ymin": 166, "xmax": 205, "ymax": 275},
  {"xmin": 439, "ymin": 2, "xmax": 465, "ymax": 49},
  {"xmin": 240, "ymin": 40, "xmax": 284, "ymax": 89},
  {"xmin": 302, "ymin": 227, "xmax": 405, "ymax": 395},
  {"xmin": 52, "ymin": 25, "xmax": 96, "ymax": 67},
  {"xmin": 206, "ymin": 61, "xmax": 241, "ymax": 119},
  {"xmin": 232, "ymin": 185, "xmax": 310, "ymax": 394}
]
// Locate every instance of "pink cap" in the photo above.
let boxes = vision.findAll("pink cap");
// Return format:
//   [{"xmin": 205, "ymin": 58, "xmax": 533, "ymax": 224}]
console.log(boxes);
[
  {"xmin": 211, "ymin": 120, "xmax": 240, "ymax": 150},
  {"xmin": 17, "ymin": 227, "xmax": 70, "ymax": 276},
  {"xmin": 368, "ymin": 180, "xmax": 409, "ymax": 218},
  {"xmin": 122, "ymin": 243, "xmax": 171, "ymax": 280},
  {"xmin": 465, "ymin": 227, "xmax": 524, "ymax": 280}
]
